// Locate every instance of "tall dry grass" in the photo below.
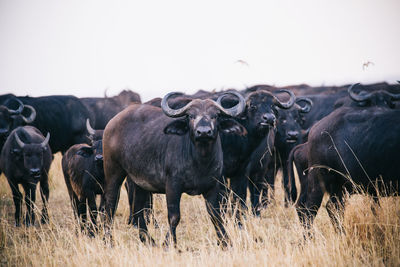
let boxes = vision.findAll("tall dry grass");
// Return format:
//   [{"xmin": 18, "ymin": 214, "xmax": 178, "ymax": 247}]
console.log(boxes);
[{"xmin": 0, "ymin": 153, "xmax": 399, "ymax": 266}]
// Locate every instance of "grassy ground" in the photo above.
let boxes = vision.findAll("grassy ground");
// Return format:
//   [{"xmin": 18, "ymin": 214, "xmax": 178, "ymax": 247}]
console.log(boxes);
[{"xmin": 0, "ymin": 153, "xmax": 399, "ymax": 266}]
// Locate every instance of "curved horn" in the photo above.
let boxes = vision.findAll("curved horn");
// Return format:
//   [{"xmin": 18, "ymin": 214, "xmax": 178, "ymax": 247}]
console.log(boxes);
[
  {"xmin": 41, "ymin": 132, "xmax": 50, "ymax": 148},
  {"xmin": 86, "ymin": 119, "xmax": 96, "ymax": 135},
  {"xmin": 8, "ymin": 98, "xmax": 24, "ymax": 115},
  {"xmin": 161, "ymin": 92, "xmax": 194, "ymax": 118},
  {"xmin": 273, "ymin": 89, "xmax": 296, "ymax": 109},
  {"xmin": 21, "ymin": 105, "xmax": 36, "ymax": 123},
  {"xmin": 348, "ymin": 83, "xmax": 372, "ymax": 102},
  {"xmin": 215, "ymin": 91, "xmax": 246, "ymax": 117},
  {"xmin": 383, "ymin": 82, "xmax": 400, "ymax": 101},
  {"xmin": 295, "ymin": 97, "xmax": 313, "ymax": 113},
  {"xmin": 104, "ymin": 88, "xmax": 108, "ymax": 98},
  {"xmin": 14, "ymin": 132, "xmax": 26, "ymax": 149}
]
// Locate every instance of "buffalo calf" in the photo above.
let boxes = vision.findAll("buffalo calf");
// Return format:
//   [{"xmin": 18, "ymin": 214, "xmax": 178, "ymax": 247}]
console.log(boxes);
[{"xmin": 62, "ymin": 120, "xmax": 105, "ymax": 235}]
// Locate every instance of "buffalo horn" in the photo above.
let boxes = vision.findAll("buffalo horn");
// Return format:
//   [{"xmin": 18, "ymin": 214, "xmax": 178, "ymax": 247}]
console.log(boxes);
[
  {"xmin": 273, "ymin": 89, "xmax": 296, "ymax": 109},
  {"xmin": 86, "ymin": 119, "xmax": 96, "ymax": 135},
  {"xmin": 14, "ymin": 132, "xmax": 26, "ymax": 149},
  {"xmin": 8, "ymin": 98, "xmax": 24, "ymax": 115},
  {"xmin": 41, "ymin": 132, "xmax": 50, "ymax": 148},
  {"xmin": 161, "ymin": 92, "xmax": 194, "ymax": 118},
  {"xmin": 295, "ymin": 97, "xmax": 313, "ymax": 113},
  {"xmin": 21, "ymin": 105, "xmax": 36, "ymax": 123},
  {"xmin": 348, "ymin": 83, "xmax": 372, "ymax": 102},
  {"xmin": 215, "ymin": 91, "xmax": 246, "ymax": 117}
]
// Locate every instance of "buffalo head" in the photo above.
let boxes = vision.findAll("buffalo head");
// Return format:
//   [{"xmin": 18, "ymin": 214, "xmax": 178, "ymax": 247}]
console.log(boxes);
[
  {"xmin": 275, "ymin": 97, "xmax": 313, "ymax": 148},
  {"xmin": 243, "ymin": 89, "xmax": 296, "ymax": 136},
  {"xmin": 348, "ymin": 83, "xmax": 400, "ymax": 108},
  {"xmin": 77, "ymin": 119, "xmax": 104, "ymax": 165},
  {"xmin": 13, "ymin": 130, "xmax": 50, "ymax": 180},
  {"xmin": 162, "ymin": 91, "xmax": 247, "ymax": 151}
]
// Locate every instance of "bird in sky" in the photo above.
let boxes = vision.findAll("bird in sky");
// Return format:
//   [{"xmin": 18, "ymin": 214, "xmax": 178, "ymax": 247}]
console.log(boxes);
[
  {"xmin": 235, "ymin": 59, "xmax": 249, "ymax": 67},
  {"xmin": 362, "ymin": 61, "xmax": 374, "ymax": 70}
]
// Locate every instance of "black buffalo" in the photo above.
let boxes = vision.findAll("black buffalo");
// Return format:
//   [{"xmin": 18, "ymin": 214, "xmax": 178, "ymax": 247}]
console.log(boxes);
[
  {"xmin": 102, "ymin": 91, "xmax": 247, "ymax": 247},
  {"xmin": 247, "ymin": 97, "xmax": 312, "ymax": 215},
  {"xmin": 141, "ymin": 89, "xmax": 296, "ymax": 223},
  {"xmin": 0, "ymin": 126, "xmax": 52, "ymax": 226},
  {"xmin": 218, "ymin": 89, "xmax": 295, "ymax": 220},
  {"xmin": 81, "ymin": 89, "xmax": 141, "ymax": 129},
  {"xmin": 62, "ymin": 120, "xmax": 105, "ymax": 235},
  {"xmin": 0, "ymin": 94, "xmax": 94, "ymax": 154},
  {"xmin": 289, "ymin": 84, "xmax": 400, "ymax": 233}
]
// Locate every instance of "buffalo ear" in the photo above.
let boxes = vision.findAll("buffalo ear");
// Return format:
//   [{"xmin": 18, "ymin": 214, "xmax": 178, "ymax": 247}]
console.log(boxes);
[
  {"xmin": 218, "ymin": 118, "xmax": 247, "ymax": 136},
  {"xmin": 163, "ymin": 119, "xmax": 188, "ymax": 135},
  {"xmin": 76, "ymin": 146, "xmax": 93, "ymax": 157}
]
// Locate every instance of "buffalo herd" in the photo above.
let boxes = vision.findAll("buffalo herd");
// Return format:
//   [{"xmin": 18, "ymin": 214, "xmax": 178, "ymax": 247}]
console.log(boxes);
[{"xmin": 0, "ymin": 82, "xmax": 399, "ymax": 246}]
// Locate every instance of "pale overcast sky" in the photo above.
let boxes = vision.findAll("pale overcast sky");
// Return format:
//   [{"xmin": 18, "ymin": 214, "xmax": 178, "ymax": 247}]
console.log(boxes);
[{"xmin": 0, "ymin": 0, "xmax": 399, "ymax": 101}]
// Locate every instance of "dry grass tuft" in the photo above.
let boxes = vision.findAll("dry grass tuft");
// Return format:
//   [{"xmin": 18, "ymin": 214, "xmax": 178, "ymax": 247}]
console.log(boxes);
[{"xmin": 0, "ymin": 153, "xmax": 399, "ymax": 266}]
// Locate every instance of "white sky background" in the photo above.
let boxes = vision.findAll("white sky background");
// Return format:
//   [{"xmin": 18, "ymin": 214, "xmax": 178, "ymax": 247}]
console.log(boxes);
[{"xmin": 0, "ymin": 0, "xmax": 399, "ymax": 101}]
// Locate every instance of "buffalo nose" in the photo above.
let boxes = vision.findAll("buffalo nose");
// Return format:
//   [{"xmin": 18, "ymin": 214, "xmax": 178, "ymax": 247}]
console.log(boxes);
[
  {"xmin": 287, "ymin": 131, "xmax": 299, "ymax": 139},
  {"xmin": 262, "ymin": 113, "xmax": 276, "ymax": 126},
  {"xmin": 95, "ymin": 154, "xmax": 103, "ymax": 161},
  {"xmin": 195, "ymin": 126, "xmax": 213, "ymax": 138},
  {"xmin": 29, "ymin": 168, "xmax": 41, "ymax": 176}
]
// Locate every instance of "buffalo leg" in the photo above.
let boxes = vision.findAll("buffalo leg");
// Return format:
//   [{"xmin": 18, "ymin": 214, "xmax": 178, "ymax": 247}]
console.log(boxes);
[
  {"xmin": 249, "ymin": 179, "xmax": 261, "ymax": 216},
  {"xmin": 103, "ymin": 160, "xmax": 126, "ymax": 240},
  {"xmin": 295, "ymin": 172, "xmax": 324, "ymax": 235},
  {"xmin": 230, "ymin": 175, "xmax": 248, "ymax": 226},
  {"xmin": 203, "ymin": 184, "xmax": 230, "ymax": 247},
  {"xmin": 282, "ymin": 163, "xmax": 295, "ymax": 206},
  {"xmin": 326, "ymin": 193, "xmax": 346, "ymax": 234},
  {"xmin": 125, "ymin": 179, "xmax": 135, "ymax": 225},
  {"xmin": 8, "ymin": 180, "xmax": 22, "ymax": 226},
  {"xmin": 77, "ymin": 199, "xmax": 88, "ymax": 232},
  {"xmin": 163, "ymin": 184, "xmax": 182, "ymax": 247},
  {"xmin": 132, "ymin": 185, "xmax": 155, "ymax": 245},
  {"xmin": 87, "ymin": 193, "xmax": 98, "ymax": 236},
  {"xmin": 22, "ymin": 183, "xmax": 37, "ymax": 226},
  {"xmin": 39, "ymin": 177, "xmax": 50, "ymax": 224}
]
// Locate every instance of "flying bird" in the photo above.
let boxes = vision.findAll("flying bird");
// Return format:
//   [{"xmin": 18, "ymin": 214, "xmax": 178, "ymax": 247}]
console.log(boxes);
[
  {"xmin": 362, "ymin": 61, "xmax": 374, "ymax": 70},
  {"xmin": 235, "ymin": 59, "xmax": 249, "ymax": 67}
]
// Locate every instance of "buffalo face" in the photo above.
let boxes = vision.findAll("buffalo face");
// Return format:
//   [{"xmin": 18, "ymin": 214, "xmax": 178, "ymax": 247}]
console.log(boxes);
[
  {"xmin": 14, "ymin": 131, "xmax": 50, "ymax": 181},
  {"xmin": 162, "ymin": 92, "xmax": 247, "ymax": 154},
  {"xmin": 82, "ymin": 119, "xmax": 104, "ymax": 167},
  {"xmin": 245, "ymin": 90, "xmax": 296, "ymax": 136}
]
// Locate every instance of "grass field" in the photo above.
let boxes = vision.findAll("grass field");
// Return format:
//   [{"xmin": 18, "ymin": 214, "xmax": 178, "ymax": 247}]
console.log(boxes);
[{"xmin": 0, "ymin": 153, "xmax": 399, "ymax": 266}]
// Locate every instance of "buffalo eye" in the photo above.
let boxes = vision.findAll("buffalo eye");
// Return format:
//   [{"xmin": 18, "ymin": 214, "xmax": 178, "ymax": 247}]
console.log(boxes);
[{"xmin": 249, "ymin": 105, "xmax": 257, "ymax": 111}]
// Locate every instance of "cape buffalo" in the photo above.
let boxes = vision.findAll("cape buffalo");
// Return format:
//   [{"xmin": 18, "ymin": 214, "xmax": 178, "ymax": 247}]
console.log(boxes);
[
  {"xmin": 218, "ymin": 89, "xmax": 295, "ymax": 221},
  {"xmin": 102, "ymin": 91, "xmax": 247, "ymax": 247},
  {"xmin": 62, "ymin": 120, "xmax": 105, "ymax": 235},
  {"xmin": 81, "ymin": 89, "xmax": 141, "ymax": 129},
  {"xmin": 0, "ymin": 126, "xmax": 52, "ymax": 226},
  {"xmin": 289, "ymin": 84, "xmax": 400, "ymax": 234},
  {"xmin": 247, "ymin": 97, "xmax": 312, "ymax": 215},
  {"xmin": 0, "ymin": 94, "xmax": 94, "ymax": 154}
]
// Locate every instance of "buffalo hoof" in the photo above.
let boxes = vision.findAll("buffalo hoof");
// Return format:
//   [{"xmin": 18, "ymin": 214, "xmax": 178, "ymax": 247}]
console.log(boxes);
[
  {"xmin": 40, "ymin": 216, "xmax": 49, "ymax": 225},
  {"xmin": 24, "ymin": 218, "xmax": 34, "ymax": 227},
  {"xmin": 14, "ymin": 222, "xmax": 21, "ymax": 227},
  {"xmin": 217, "ymin": 238, "xmax": 232, "ymax": 250}
]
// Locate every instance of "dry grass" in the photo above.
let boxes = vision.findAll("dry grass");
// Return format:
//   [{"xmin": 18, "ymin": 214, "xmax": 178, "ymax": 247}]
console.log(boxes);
[{"xmin": 0, "ymin": 153, "xmax": 399, "ymax": 266}]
